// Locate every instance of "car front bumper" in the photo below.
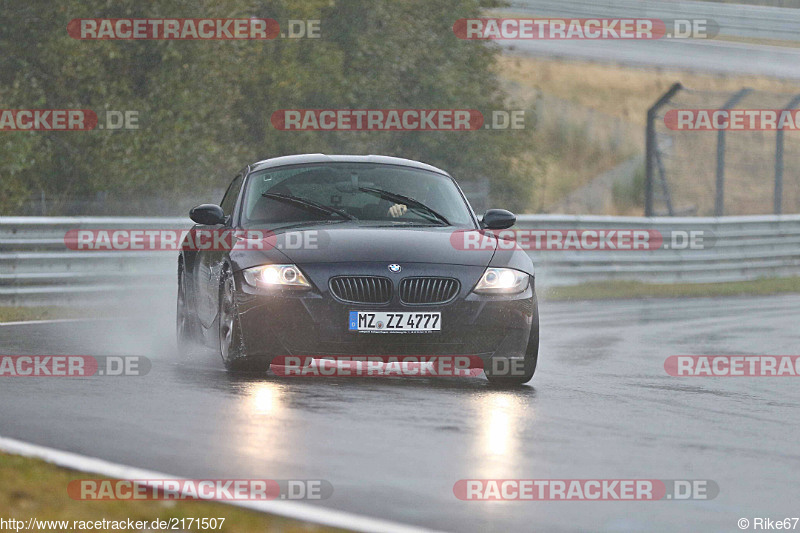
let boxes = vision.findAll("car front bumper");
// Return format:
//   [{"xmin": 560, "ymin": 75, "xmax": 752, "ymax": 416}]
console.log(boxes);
[{"xmin": 233, "ymin": 264, "xmax": 535, "ymax": 366}]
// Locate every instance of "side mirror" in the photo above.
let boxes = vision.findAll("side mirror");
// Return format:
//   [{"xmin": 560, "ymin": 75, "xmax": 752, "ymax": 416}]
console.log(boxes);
[
  {"xmin": 190, "ymin": 204, "xmax": 226, "ymax": 225},
  {"xmin": 481, "ymin": 209, "xmax": 516, "ymax": 230}
]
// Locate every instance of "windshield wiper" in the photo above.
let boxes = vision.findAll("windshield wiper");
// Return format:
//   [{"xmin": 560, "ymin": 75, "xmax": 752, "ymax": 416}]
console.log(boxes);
[
  {"xmin": 261, "ymin": 193, "xmax": 357, "ymax": 221},
  {"xmin": 357, "ymin": 187, "xmax": 450, "ymax": 226},
  {"xmin": 260, "ymin": 219, "xmax": 351, "ymax": 232}
]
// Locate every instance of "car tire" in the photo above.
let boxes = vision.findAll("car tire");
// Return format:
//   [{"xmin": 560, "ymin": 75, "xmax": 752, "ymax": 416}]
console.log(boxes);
[
  {"xmin": 218, "ymin": 268, "xmax": 272, "ymax": 373},
  {"xmin": 485, "ymin": 289, "xmax": 539, "ymax": 386},
  {"xmin": 176, "ymin": 262, "xmax": 198, "ymax": 362}
]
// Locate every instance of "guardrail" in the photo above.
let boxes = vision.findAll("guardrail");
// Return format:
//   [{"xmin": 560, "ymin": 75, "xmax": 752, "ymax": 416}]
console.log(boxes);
[
  {"xmin": 0, "ymin": 217, "xmax": 189, "ymax": 306},
  {"xmin": 2, "ymin": 215, "xmax": 800, "ymax": 305},
  {"xmin": 515, "ymin": 214, "xmax": 800, "ymax": 286}
]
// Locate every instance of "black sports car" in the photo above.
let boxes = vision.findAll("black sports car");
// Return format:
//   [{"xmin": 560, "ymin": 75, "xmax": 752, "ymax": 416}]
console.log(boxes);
[{"xmin": 177, "ymin": 154, "xmax": 538, "ymax": 384}]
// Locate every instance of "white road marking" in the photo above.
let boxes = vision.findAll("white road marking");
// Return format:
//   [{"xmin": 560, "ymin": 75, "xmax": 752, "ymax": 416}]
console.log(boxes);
[
  {"xmin": 0, "ymin": 318, "xmax": 104, "ymax": 327},
  {"xmin": 0, "ymin": 435, "xmax": 441, "ymax": 533}
]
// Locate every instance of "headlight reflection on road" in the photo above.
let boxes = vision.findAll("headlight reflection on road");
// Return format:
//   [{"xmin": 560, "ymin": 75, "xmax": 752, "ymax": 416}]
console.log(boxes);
[
  {"xmin": 248, "ymin": 382, "xmax": 282, "ymax": 415},
  {"xmin": 485, "ymin": 395, "xmax": 513, "ymax": 455},
  {"xmin": 475, "ymin": 391, "xmax": 528, "ymax": 478},
  {"xmin": 231, "ymin": 381, "xmax": 292, "ymax": 461}
]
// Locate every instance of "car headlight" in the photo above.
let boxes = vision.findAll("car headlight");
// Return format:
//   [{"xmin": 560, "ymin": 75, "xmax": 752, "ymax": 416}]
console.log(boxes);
[
  {"xmin": 242, "ymin": 264, "xmax": 311, "ymax": 290},
  {"xmin": 472, "ymin": 268, "xmax": 529, "ymax": 294}
]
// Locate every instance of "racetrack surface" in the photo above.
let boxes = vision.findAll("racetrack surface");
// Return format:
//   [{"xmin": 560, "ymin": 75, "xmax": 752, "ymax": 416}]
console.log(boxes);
[
  {"xmin": 502, "ymin": 38, "xmax": 800, "ymax": 80},
  {"xmin": 498, "ymin": 0, "xmax": 800, "ymax": 79},
  {"xmin": 2, "ymin": 295, "xmax": 800, "ymax": 532}
]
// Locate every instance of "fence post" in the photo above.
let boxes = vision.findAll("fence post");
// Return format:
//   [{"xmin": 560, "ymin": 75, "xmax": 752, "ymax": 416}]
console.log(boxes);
[
  {"xmin": 715, "ymin": 88, "xmax": 752, "ymax": 217},
  {"xmin": 646, "ymin": 83, "xmax": 682, "ymax": 217},
  {"xmin": 774, "ymin": 93, "xmax": 800, "ymax": 215}
]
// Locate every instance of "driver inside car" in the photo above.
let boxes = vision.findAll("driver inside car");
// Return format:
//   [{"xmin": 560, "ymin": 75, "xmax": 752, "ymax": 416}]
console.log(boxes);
[{"xmin": 386, "ymin": 179, "xmax": 438, "ymax": 218}]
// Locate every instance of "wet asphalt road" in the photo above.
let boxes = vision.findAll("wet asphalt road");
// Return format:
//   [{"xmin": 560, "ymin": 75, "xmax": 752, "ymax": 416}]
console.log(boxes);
[
  {"xmin": 500, "ymin": 0, "xmax": 800, "ymax": 79},
  {"xmin": 1, "ymin": 294, "xmax": 800, "ymax": 532},
  {"xmin": 503, "ymin": 38, "xmax": 800, "ymax": 80}
]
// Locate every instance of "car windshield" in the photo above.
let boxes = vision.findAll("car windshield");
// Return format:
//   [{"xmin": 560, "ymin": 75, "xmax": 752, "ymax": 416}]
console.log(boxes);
[{"xmin": 239, "ymin": 163, "xmax": 475, "ymax": 228}]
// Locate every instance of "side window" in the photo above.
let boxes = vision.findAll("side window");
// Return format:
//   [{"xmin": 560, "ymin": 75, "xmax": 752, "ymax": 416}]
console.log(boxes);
[{"xmin": 220, "ymin": 174, "xmax": 244, "ymax": 216}]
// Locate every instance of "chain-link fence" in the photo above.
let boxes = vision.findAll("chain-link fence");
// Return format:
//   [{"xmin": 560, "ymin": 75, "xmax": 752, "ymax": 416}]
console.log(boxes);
[{"xmin": 647, "ymin": 83, "xmax": 800, "ymax": 216}]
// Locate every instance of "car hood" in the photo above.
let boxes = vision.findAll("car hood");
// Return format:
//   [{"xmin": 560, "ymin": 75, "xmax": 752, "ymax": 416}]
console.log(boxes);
[{"xmin": 231, "ymin": 225, "xmax": 497, "ymax": 269}]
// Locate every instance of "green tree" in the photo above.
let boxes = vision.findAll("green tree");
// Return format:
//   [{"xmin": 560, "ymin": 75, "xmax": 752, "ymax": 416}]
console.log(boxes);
[{"xmin": 0, "ymin": 0, "xmax": 534, "ymax": 214}]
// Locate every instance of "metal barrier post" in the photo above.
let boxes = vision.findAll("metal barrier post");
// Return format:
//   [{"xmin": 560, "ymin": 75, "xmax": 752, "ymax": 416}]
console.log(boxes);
[
  {"xmin": 646, "ymin": 83, "xmax": 682, "ymax": 217},
  {"xmin": 715, "ymin": 88, "xmax": 752, "ymax": 217},
  {"xmin": 774, "ymin": 93, "xmax": 800, "ymax": 215}
]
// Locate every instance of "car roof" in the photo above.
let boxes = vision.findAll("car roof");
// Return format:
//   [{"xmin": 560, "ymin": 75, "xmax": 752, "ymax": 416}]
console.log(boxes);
[{"xmin": 248, "ymin": 154, "xmax": 451, "ymax": 176}]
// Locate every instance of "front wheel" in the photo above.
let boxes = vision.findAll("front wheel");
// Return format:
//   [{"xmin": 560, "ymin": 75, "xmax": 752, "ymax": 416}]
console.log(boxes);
[
  {"xmin": 485, "ymin": 290, "xmax": 539, "ymax": 386},
  {"xmin": 176, "ymin": 263, "xmax": 196, "ymax": 362},
  {"xmin": 218, "ymin": 269, "xmax": 271, "ymax": 373}
]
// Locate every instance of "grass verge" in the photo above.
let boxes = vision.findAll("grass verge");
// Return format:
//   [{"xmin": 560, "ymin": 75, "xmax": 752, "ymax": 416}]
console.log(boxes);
[
  {"xmin": 544, "ymin": 277, "xmax": 800, "ymax": 301},
  {"xmin": 495, "ymin": 53, "xmax": 800, "ymax": 214},
  {"xmin": 497, "ymin": 54, "xmax": 800, "ymax": 127},
  {"xmin": 0, "ymin": 307, "xmax": 102, "ymax": 323},
  {"xmin": 0, "ymin": 452, "xmax": 344, "ymax": 532}
]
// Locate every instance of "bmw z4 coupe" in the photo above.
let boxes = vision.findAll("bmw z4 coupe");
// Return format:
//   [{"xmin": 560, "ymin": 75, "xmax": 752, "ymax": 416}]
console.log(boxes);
[{"xmin": 177, "ymin": 154, "xmax": 538, "ymax": 384}]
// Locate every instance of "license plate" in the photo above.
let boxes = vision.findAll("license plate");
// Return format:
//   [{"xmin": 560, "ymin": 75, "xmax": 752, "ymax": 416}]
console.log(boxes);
[{"xmin": 349, "ymin": 311, "xmax": 441, "ymax": 332}]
